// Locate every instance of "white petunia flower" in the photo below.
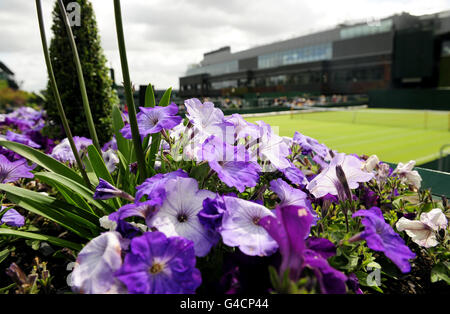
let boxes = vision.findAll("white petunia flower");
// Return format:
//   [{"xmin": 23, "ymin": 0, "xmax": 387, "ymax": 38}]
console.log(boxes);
[
  {"xmin": 396, "ymin": 208, "xmax": 448, "ymax": 248},
  {"xmin": 147, "ymin": 176, "xmax": 217, "ymax": 257},
  {"xmin": 392, "ymin": 160, "xmax": 422, "ymax": 189},
  {"xmin": 102, "ymin": 149, "xmax": 119, "ymax": 173},
  {"xmin": 71, "ymin": 231, "xmax": 126, "ymax": 294},
  {"xmin": 363, "ymin": 155, "xmax": 380, "ymax": 172},
  {"xmin": 99, "ymin": 215, "xmax": 117, "ymax": 231}
]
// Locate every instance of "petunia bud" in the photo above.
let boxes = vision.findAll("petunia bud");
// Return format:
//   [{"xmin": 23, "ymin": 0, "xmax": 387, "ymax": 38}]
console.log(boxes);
[
  {"xmin": 335, "ymin": 165, "xmax": 352, "ymax": 202},
  {"xmin": 93, "ymin": 178, "xmax": 134, "ymax": 202}
]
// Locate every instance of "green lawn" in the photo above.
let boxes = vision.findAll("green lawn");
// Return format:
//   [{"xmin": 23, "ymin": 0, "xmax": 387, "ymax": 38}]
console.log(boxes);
[{"xmin": 245, "ymin": 109, "xmax": 450, "ymax": 165}]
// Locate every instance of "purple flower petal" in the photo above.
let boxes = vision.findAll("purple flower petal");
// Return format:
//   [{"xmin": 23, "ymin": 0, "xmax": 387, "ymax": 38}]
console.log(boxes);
[
  {"xmin": 6, "ymin": 130, "xmax": 41, "ymax": 148},
  {"xmin": 0, "ymin": 154, "xmax": 35, "ymax": 183},
  {"xmin": 114, "ymin": 231, "xmax": 201, "ymax": 294},
  {"xmin": 220, "ymin": 196, "xmax": 278, "ymax": 257},
  {"xmin": 353, "ymin": 207, "xmax": 416, "ymax": 273},
  {"xmin": 1, "ymin": 208, "xmax": 25, "ymax": 227},
  {"xmin": 147, "ymin": 177, "xmax": 218, "ymax": 257},
  {"xmin": 71, "ymin": 232, "xmax": 126, "ymax": 294}
]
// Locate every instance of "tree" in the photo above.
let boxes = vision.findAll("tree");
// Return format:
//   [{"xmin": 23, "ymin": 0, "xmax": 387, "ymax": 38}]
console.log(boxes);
[{"xmin": 43, "ymin": 0, "xmax": 117, "ymax": 144}]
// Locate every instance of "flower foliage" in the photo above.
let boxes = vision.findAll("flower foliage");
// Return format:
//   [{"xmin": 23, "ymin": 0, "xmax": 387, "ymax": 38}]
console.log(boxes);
[{"xmin": 1, "ymin": 96, "xmax": 448, "ymax": 295}]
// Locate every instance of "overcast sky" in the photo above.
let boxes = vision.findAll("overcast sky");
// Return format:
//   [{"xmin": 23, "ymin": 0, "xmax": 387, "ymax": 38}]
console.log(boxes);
[{"xmin": 0, "ymin": 0, "xmax": 449, "ymax": 93}]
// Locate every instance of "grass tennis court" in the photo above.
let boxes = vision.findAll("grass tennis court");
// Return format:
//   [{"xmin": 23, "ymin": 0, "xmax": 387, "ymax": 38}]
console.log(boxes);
[{"xmin": 245, "ymin": 108, "xmax": 450, "ymax": 166}]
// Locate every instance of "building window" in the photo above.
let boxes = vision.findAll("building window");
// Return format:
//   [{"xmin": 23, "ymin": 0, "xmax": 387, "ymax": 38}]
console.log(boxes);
[
  {"xmin": 257, "ymin": 43, "xmax": 332, "ymax": 70},
  {"xmin": 211, "ymin": 80, "xmax": 238, "ymax": 90},
  {"xmin": 340, "ymin": 19, "xmax": 393, "ymax": 40},
  {"xmin": 442, "ymin": 41, "xmax": 450, "ymax": 57},
  {"xmin": 186, "ymin": 60, "xmax": 238, "ymax": 77}
]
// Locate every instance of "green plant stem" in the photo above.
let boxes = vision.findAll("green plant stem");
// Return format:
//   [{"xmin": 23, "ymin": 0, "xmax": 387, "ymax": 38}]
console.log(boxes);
[
  {"xmin": 113, "ymin": 0, "xmax": 147, "ymax": 181},
  {"xmin": 56, "ymin": 0, "xmax": 101, "ymax": 153},
  {"xmin": 35, "ymin": 0, "xmax": 91, "ymax": 188}
]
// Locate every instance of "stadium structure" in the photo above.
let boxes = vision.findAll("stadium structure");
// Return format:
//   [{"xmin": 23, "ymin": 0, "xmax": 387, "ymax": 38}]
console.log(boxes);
[{"xmin": 179, "ymin": 11, "xmax": 450, "ymax": 99}]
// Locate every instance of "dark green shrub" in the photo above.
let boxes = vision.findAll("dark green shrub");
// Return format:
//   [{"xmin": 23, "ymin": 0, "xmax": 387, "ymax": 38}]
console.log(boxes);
[{"xmin": 43, "ymin": 0, "xmax": 118, "ymax": 144}]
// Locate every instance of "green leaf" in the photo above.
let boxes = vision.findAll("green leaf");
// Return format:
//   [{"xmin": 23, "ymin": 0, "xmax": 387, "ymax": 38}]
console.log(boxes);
[
  {"xmin": 51, "ymin": 180, "xmax": 94, "ymax": 214},
  {"xmin": 147, "ymin": 133, "xmax": 161, "ymax": 171},
  {"xmin": 112, "ymin": 104, "xmax": 131, "ymax": 163},
  {"xmin": 82, "ymin": 155, "xmax": 100, "ymax": 186},
  {"xmin": 0, "ymin": 140, "xmax": 85, "ymax": 186},
  {"xmin": 34, "ymin": 172, "xmax": 114, "ymax": 214},
  {"xmin": 86, "ymin": 145, "xmax": 114, "ymax": 184},
  {"xmin": 0, "ymin": 249, "xmax": 10, "ymax": 264},
  {"xmin": 268, "ymin": 266, "xmax": 280, "ymax": 292},
  {"xmin": 0, "ymin": 229, "xmax": 82, "ymax": 251},
  {"xmin": 158, "ymin": 87, "xmax": 172, "ymax": 107},
  {"xmin": 431, "ymin": 262, "xmax": 450, "ymax": 285},
  {"xmin": 189, "ymin": 162, "xmax": 210, "ymax": 182},
  {"xmin": 142, "ymin": 84, "xmax": 156, "ymax": 151},
  {"xmin": 0, "ymin": 184, "xmax": 100, "ymax": 238},
  {"xmin": 145, "ymin": 83, "xmax": 156, "ymax": 107}
]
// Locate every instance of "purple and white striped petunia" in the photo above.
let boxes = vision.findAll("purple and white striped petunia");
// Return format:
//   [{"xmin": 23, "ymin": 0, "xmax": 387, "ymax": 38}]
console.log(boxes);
[
  {"xmin": 120, "ymin": 103, "xmax": 182, "ymax": 139},
  {"xmin": 50, "ymin": 136, "xmax": 92, "ymax": 165},
  {"xmin": 220, "ymin": 196, "xmax": 278, "ymax": 257},
  {"xmin": 306, "ymin": 152, "xmax": 374, "ymax": 199},
  {"xmin": 135, "ymin": 169, "xmax": 189, "ymax": 205},
  {"xmin": 146, "ymin": 176, "xmax": 219, "ymax": 257},
  {"xmin": 71, "ymin": 231, "xmax": 127, "ymax": 294},
  {"xmin": 293, "ymin": 131, "xmax": 328, "ymax": 158},
  {"xmin": 199, "ymin": 136, "xmax": 260, "ymax": 192},
  {"xmin": 270, "ymin": 178, "xmax": 317, "ymax": 223}
]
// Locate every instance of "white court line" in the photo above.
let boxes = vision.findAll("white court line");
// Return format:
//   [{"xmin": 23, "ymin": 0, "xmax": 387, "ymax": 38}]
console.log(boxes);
[{"xmin": 335, "ymin": 129, "xmax": 427, "ymax": 148}]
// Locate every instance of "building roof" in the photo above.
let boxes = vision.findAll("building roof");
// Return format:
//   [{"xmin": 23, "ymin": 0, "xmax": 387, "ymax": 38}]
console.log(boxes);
[{"xmin": 197, "ymin": 10, "xmax": 450, "ymax": 67}]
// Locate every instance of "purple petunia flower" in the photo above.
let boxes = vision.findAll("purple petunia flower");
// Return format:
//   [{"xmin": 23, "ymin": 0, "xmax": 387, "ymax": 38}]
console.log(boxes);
[
  {"xmin": 147, "ymin": 176, "xmax": 218, "ymax": 257},
  {"xmin": 220, "ymin": 196, "xmax": 278, "ymax": 257},
  {"xmin": 71, "ymin": 231, "xmax": 127, "ymax": 294},
  {"xmin": 114, "ymin": 231, "xmax": 202, "ymax": 294},
  {"xmin": 0, "ymin": 154, "xmax": 35, "ymax": 183},
  {"xmin": 260, "ymin": 205, "xmax": 347, "ymax": 293},
  {"xmin": 306, "ymin": 152, "xmax": 374, "ymax": 199},
  {"xmin": 346, "ymin": 273, "xmax": 363, "ymax": 294},
  {"xmin": 93, "ymin": 178, "xmax": 133, "ymax": 201},
  {"xmin": 198, "ymin": 194, "xmax": 227, "ymax": 232},
  {"xmin": 302, "ymin": 249, "xmax": 348, "ymax": 294},
  {"xmin": 270, "ymin": 178, "xmax": 317, "ymax": 223},
  {"xmin": 135, "ymin": 169, "xmax": 189, "ymax": 205},
  {"xmin": 120, "ymin": 103, "xmax": 182, "ymax": 140},
  {"xmin": 225, "ymin": 113, "xmax": 261, "ymax": 140},
  {"xmin": 360, "ymin": 185, "xmax": 379, "ymax": 208},
  {"xmin": 250, "ymin": 121, "xmax": 291, "ymax": 171},
  {"xmin": 23, "ymin": 130, "xmax": 55, "ymax": 154},
  {"xmin": 50, "ymin": 136, "xmax": 92, "ymax": 165},
  {"xmin": 102, "ymin": 136, "xmax": 118, "ymax": 152},
  {"xmin": 5, "ymin": 131, "xmax": 41, "ymax": 149},
  {"xmin": 279, "ymin": 162, "xmax": 308, "ymax": 186},
  {"xmin": 352, "ymin": 207, "xmax": 416, "ymax": 273},
  {"xmin": 0, "ymin": 208, "xmax": 25, "ymax": 227},
  {"xmin": 2, "ymin": 107, "xmax": 45, "ymax": 131},
  {"xmin": 0, "ymin": 146, "xmax": 22, "ymax": 162},
  {"xmin": 259, "ymin": 205, "xmax": 312, "ymax": 279},
  {"xmin": 185, "ymin": 98, "xmax": 228, "ymax": 135},
  {"xmin": 109, "ymin": 200, "xmax": 158, "ymax": 228},
  {"xmin": 199, "ymin": 136, "xmax": 260, "ymax": 193},
  {"xmin": 293, "ymin": 131, "xmax": 328, "ymax": 158}
]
